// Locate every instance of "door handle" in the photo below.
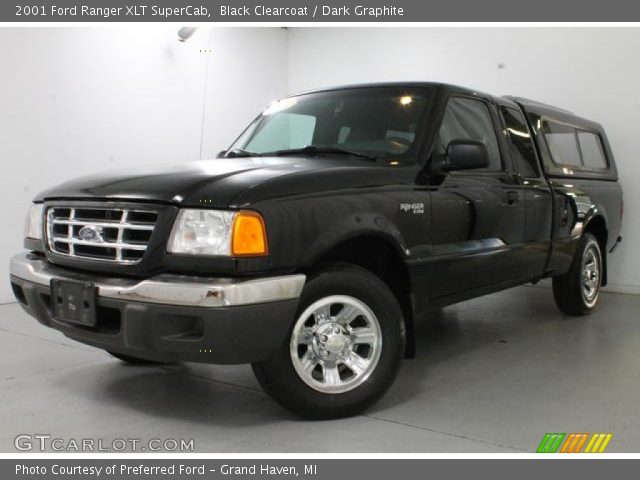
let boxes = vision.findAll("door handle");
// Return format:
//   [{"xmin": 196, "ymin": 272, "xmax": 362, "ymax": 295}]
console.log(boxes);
[{"xmin": 506, "ymin": 191, "xmax": 519, "ymax": 205}]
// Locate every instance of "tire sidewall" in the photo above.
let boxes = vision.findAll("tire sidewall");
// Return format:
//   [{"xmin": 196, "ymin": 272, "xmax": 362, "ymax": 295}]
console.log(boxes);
[
  {"xmin": 580, "ymin": 234, "xmax": 602, "ymax": 310},
  {"xmin": 256, "ymin": 265, "xmax": 405, "ymax": 418}
]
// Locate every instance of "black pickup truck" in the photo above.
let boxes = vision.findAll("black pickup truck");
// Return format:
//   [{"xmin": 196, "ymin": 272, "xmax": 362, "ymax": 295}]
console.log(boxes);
[{"xmin": 10, "ymin": 82, "xmax": 623, "ymax": 418}]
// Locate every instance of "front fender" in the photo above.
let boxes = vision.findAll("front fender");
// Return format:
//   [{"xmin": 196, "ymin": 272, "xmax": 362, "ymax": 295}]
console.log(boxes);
[
  {"xmin": 304, "ymin": 212, "xmax": 410, "ymax": 267},
  {"xmin": 254, "ymin": 186, "xmax": 428, "ymax": 273}
]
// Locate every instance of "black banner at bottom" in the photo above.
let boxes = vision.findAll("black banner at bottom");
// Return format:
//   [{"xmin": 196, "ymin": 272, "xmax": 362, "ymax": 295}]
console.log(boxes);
[{"xmin": 3, "ymin": 459, "xmax": 639, "ymax": 480}]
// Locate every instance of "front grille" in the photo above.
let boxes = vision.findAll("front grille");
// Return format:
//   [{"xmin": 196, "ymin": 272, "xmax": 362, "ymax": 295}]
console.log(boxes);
[{"xmin": 46, "ymin": 206, "xmax": 158, "ymax": 264}]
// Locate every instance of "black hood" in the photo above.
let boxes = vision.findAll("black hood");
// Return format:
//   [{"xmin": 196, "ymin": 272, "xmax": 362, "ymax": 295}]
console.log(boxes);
[{"xmin": 35, "ymin": 157, "xmax": 418, "ymax": 208}]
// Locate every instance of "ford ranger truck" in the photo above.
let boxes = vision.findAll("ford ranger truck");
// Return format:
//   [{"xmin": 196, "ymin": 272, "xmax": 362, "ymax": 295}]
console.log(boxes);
[{"xmin": 9, "ymin": 83, "xmax": 623, "ymax": 419}]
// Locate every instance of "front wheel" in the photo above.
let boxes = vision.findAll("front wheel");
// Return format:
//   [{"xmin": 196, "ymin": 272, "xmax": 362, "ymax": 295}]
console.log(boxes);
[
  {"xmin": 552, "ymin": 232, "xmax": 603, "ymax": 316},
  {"xmin": 252, "ymin": 264, "xmax": 405, "ymax": 419}
]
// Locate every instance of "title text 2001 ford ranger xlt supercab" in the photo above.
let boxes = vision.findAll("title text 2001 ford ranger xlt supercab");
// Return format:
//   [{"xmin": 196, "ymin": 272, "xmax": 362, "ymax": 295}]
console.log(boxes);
[{"xmin": 10, "ymin": 83, "xmax": 623, "ymax": 418}]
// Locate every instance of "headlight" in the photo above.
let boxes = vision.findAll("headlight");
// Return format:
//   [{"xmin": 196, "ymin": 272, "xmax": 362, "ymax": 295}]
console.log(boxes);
[
  {"xmin": 167, "ymin": 209, "xmax": 268, "ymax": 257},
  {"xmin": 24, "ymin": 203, "xmax": 44, "ymax": 240}
]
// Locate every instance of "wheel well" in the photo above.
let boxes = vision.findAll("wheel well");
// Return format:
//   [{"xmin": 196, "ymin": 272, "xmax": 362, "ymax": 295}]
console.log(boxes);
[
  {"xmin": 585, "ymin": 216, "xmax": 608, "ymax": 286},
  {"xmin": 308, "ymin": 236, "xmax": 416, "ymax": 358}
]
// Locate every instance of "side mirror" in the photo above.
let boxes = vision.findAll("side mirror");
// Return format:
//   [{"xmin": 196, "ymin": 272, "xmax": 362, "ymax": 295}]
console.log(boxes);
[
  {"xmin": 216, "ymin": 150, "xmax": 227, "ymax": 158},
  {"xmin": 444, "ymin": 139, "xmax": 489, "ymax": 171}
]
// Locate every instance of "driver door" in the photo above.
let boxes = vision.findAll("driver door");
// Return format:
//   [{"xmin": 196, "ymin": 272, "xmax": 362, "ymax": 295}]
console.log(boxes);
[{"xmin": 428, "ymin": 95, "xmax": 526, "ymax": 299}]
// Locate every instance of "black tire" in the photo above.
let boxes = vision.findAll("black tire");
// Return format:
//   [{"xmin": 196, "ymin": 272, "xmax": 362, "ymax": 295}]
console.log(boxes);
[
  {"xmin": 552, "ymin": 232, "xmax": 603, "ymax": 316},
  {"xmin": 108, "ymin": 351, "xmax": 171, "ymax": 365},
  {"xmin": 252, "ymin": 264, "xmax": 405, "ymax": 419}
]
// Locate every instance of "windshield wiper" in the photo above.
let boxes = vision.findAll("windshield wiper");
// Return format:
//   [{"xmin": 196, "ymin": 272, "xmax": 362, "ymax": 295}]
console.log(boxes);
[
  {"xmin": 268, "ymin": 145, "xmax": 378, "ymax": 162},
  {"xmin": 225, "ymin": 148, "xmax": 257, "ymax": 158}
]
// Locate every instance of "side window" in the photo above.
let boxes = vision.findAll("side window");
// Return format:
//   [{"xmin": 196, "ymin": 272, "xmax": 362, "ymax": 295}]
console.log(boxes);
[
  {"xmin": 577, "ymin": 131, "xmax": 607, "ymax": 169},
  {"xmin": 337, "ymin": 126, "xmax": 351, "ymax": 144},
  {"xmin": 542, "ymin": 121, "xmax": 581, "ymax": 166},
  {"xmin": 500, "ymin": 107, "xmax": 540, "ymax": 178},
  {"xmin": 438, "ymin": 97, "xmax": 502, "ymax": 171}
]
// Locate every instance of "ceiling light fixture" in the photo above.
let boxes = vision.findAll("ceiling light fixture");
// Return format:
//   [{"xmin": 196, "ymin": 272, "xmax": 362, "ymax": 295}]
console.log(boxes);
[{"xmin": 178, "ymin": 27, "xmax": 197, "ymax": 42}]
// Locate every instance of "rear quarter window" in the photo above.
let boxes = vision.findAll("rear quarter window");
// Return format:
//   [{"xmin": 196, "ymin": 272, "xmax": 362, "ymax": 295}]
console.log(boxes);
[
  {"xmin": 577, "ymin": 131, "xmax": 608, "ymax": 169},
  {"xmin": 541, "ymin": 120, "xmax": 608, "ymax": 171},
  {"xmin": 542, "ymin": 121, "xmax": 581, "ymax": 166}
]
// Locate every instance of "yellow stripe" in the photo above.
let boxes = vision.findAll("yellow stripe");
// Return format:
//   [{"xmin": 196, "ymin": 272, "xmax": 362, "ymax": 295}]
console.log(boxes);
[
  {"xmin": 591, "ymin": 434, "xmax": 605, "ymax": 453},
  {"xmin": 598, "ymin": 434, "xmax": 613, "ymax": 453},
  {"xmin": 584, "ymin": 434, "xmax": 598, "ymax": 453}
]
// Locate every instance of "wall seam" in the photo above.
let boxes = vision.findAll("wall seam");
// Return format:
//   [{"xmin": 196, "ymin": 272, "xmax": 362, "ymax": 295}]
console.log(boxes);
[{"xmin": 198, "ymin": 29, "xmax": 213, "ymax": 160}]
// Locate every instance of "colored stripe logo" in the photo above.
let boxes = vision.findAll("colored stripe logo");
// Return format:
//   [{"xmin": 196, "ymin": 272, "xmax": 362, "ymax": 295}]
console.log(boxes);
[
  {"xmin": 560, "ymin": 433, "xmax": 589, "ymax": 453},
  {"xmin": 537, "ymin": 433, "xmax": 613, "ymax": 453},
  {"xmin": 584, "ymin": 433, "xmax": 613, "ymax": 453},
  {"xmin": 537, "ymin": 433, "xmax": 565, "ymax": 453}
]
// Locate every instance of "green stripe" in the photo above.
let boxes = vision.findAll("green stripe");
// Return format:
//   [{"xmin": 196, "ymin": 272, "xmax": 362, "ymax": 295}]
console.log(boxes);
[
  {"xmin": 537, "ymin": 433, "xmax": 566, "ymax": 453},
  {"xmin": 549, "ymin": 433, "xmax": 566, "ymax": 453},
  {"xmin": 536, "ymin": 433, "xmax": 553, "ymax": 453}
]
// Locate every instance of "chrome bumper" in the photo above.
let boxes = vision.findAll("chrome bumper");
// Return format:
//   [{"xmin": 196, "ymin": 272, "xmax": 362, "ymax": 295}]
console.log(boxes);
[{"xmin": 10, "ymin": 252, "xmax": 305, "ymax": 308}]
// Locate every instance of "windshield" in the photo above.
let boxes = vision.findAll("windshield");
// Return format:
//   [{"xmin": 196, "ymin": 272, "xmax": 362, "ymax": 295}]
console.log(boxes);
[{"xmin": 227, "ymin": 87, "xmax": 432, "ymax": 162}]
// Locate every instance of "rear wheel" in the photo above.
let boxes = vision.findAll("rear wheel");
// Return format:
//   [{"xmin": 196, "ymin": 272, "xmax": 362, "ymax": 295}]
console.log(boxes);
[
  {"xmin": 252, "ymin": 264, "xmax": 405, "ymax": 419},
  {"xmin": 552, "ymin": 232, "xmax": 603, "ymax": 315}
]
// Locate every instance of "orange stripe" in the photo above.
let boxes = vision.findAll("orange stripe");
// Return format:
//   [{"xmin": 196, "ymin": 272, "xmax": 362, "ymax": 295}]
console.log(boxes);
[
  {"xmin": 561, "ymin": 434, "xmax": 577, "ymax": 453},
  {"xmin": 568, "ymin": 434, "xmax": 582, "ymax": 453},
  {"xmin": 573, "ymin": 434, "xmax": 589, "ymax": 453}
]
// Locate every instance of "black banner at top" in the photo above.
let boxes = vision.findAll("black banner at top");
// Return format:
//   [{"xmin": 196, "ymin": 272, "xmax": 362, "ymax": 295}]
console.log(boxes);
[{"xmin": 3, "ymin": 0, "xmax": 640, "ymax": 22}]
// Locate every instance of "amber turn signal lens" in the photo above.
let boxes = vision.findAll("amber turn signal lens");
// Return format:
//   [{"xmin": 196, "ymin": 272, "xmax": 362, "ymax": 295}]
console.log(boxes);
[{"xmin": 232, "ymin": 211, "xmax": 268, "ymax": 256}]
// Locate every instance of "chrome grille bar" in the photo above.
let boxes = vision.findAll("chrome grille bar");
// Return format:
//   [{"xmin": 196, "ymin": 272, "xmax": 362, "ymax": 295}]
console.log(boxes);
[
  {"xmin": 47, "ymin": 219, "xmax": 154, "ymax": 230},
  {"xmin": 116, "ymin": 210, "xmax": 127, "ymax": 262},
  {"xmin": 48, "ymin": 238, "xmax": 148, "ymax": 250},
  {"xmin": 68, "ymin": 208, "xmax": 75, "ymax": 256},
  {"xmin": 46, "ymin": 206, "xmax": 157, "ymax": 264}
]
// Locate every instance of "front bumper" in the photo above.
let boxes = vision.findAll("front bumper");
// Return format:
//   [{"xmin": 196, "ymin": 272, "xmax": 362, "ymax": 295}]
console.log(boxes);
[{"xmin": 9, "ymin": 252, "xmax": 305, "ymax": 364}]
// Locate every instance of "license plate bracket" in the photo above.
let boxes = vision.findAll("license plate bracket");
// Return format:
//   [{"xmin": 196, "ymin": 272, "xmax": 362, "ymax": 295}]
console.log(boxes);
[{"xmin": 51, "ymin": 279, "xmax": 97, "ymax": 327}]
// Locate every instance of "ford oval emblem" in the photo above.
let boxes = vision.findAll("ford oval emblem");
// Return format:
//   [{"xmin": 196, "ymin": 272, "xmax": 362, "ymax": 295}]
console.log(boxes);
[{"xmin": 78, "ymin": 226, "xmax": 104, "ymax": 243}]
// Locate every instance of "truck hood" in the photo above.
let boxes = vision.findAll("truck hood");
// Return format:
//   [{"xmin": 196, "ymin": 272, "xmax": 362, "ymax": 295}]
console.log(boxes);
[{"xmin": 35, "ymin": 157, "xmax": 418, "ymax": 207}]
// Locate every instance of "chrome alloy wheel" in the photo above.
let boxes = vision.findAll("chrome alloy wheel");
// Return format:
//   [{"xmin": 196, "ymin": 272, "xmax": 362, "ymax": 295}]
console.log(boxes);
[
  {"xmin": 290, "ymin": 295, "xmax": 382, "ymax": 394},
  {"xmin": 581, "ymin": 242, "xmax": 601, "ymax": 307}
]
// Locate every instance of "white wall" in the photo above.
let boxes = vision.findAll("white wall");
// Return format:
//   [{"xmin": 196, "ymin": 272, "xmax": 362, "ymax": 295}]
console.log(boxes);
[
  {"xmin": 0, "ymin": 27, "xmax": 288, "ymax": 302},
  {"xmin": 3, "ymin": 27, "xmax": 640, "ymax": 301},
  {"xmin": 288, "ymin": 27, "xmax": 640, "ymax": 293},
  {"xmin": 201, "ymin": 28, "xmax": 288, "ymax": 157}
]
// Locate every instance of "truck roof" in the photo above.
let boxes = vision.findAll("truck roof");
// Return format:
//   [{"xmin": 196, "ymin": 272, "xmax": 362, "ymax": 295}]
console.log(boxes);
[
  {"xmin": 503, "ymin": 96, "xmax": 574, "ymax": 115},
  {"xmin": 293, "ymin": 81, "xmax": 481, "ymax": 97},
  {"xmin": 294, "ymin": 82, "xmax": 601, "ymax": 132}
]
